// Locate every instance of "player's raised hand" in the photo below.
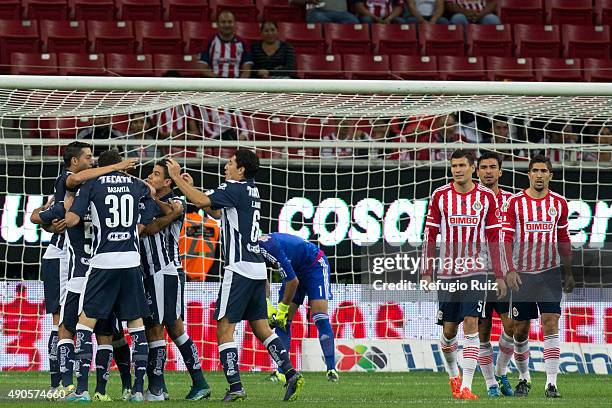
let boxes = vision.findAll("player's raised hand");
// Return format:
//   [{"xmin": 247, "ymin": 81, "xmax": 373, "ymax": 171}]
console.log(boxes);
[
  {"xmin": 113, "ymin": 157, "xmax": 139, "ymax": 171},
  {"xmin": 506, "ymin": 271, "xmax": 521, "ymax": 292},
  {"xmin": 165, "ymin": 158, "xmax": 181, "ymax": 179},
  {"xmin": 495, "ymin": 278, "xmax": 507, "ymax": 300},
  {"xmin": 168, "ymin": 199, "xmax": 184, "ymax": 215},
  {"xmin": 181, "ymin": 172, "xmax": 194, "ymax": 186}
]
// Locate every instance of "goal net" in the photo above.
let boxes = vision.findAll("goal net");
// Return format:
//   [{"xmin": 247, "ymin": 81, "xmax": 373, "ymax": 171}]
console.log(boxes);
[{"xmin": 0, "ymin": 77, "xmax": 611, "ymax": 373}]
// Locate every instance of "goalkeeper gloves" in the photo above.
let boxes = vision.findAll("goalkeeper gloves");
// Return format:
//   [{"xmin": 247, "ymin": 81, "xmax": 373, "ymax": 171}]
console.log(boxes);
[
  {"xmin": 275, "ymin": 302, "xmax": 290, "ymax": 330},
  {"xmin": 267, "ymin": 298, "xmax": 277, "ymax": 326}
]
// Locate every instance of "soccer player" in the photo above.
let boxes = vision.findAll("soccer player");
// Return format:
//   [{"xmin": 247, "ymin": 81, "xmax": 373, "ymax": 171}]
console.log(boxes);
[
  {"xmin": 421, "ymin": 149, "xmax": 507, "ymax": 400},
  {"xmin": 476, "ymin": 152, "xmax": 515, "ymax": 397},
  {"xmin": 63, "ymin": 150, "xmax": 154, "ymax": 402},
  {"xmin": 165, "ymin": 150, "xmax": 305, "ymax": 402},
  {"xmin": 258, "ymin": 232, "xmax": 338, "ymax": 382},
  {"xmin": 140, "ymin": 160, "xmax": 211, "ymax": 401},
  {"xmin": 502, "ymin": 155, "xmax": 575, "ymax": 398}
]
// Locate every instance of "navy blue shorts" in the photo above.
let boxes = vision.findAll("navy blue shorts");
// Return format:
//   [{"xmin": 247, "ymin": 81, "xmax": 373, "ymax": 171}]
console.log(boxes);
[
  {"xmin": 80, "ymin": 267, "xmax": 149, "ymax": 322},
  {"xmin": 436, "ymin": 275, "xmax": 489, "ymax": 325},
  {"xmin": 177, "ymin": 267, "xmax": 186, "ymax": 320},
  {"xmin": 42, "ymin": 258, "xmax": 61, "ymax": 314},
  {"xmin": 483, "ymin": 301, "xmax": 510, "ymax": 320},
  {"xmin": 143, "ymin": 273, "xmax": 182, "ymax": 327},
  {"xmin": 280, "ymin": 255, "xmax": 332, "ymax": 305},
  {"xmin": 510, "ymin": 268, "xmax": 562, "ymax": 321},
  {"xmin": 214, "ymin": 269, "xmax": 267, "ymax": 324},
  {"xmin": 60, "ymin": 290, "xmax": 116, "ymax": 336}
]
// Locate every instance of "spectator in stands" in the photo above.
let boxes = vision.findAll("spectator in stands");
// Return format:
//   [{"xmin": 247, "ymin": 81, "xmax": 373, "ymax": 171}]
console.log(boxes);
[
  {"xmin": 290, "ymin": 0, "xmax": 360, "ymax": 24},
  {"xmin": 489, "ymin": 115, "xmax": 527, "ymax": 161},
  {"xmin": 200, "ymin": 10, "xmax": 252, "ymax": 78},
  {"xmin": 545, "ymin": 123, "xmax": 581, "ymax": 163},
  {"xmin": 122, "ymin": 112, "xmax": 159, "ymax": 159},
  {"xmin": 354, "ymin": 0, "xmax": 407, "ymax": 23},
  {"xmin": 405, "ymin": 0, "xmax": 449, "ymax": 24},
  {"xmin": 77, "ymin": 116, "xmax": 123, "ymax": 155},
  {"xmin": 321, "ymin": 119, "xmax": 367, "ymax": 158},
  {"xmin": 584, "ymin": 125, "xmax": 612, "ymax": 163},
  {"xmin": 200, "ymin": 107, "xmax": 249, "ymax": 141},
  {"xmin": 252, "ymin": 22, "xmax": 296, "ymax": 79},
  {"xmin": 445, "ymin": 0, "xmax": 501, "ymax": 25}
]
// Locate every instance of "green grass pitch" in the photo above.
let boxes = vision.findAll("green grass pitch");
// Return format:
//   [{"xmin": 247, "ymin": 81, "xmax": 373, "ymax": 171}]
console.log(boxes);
[{"xmin": 0, "ymin": 371, "xmax": 610, "ymax": 407}]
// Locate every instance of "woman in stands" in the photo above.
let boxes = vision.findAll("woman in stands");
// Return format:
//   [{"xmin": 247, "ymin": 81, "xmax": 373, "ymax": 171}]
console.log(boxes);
[{"xmin": 251, "ymin": 21, "xmax": 296, "ymax": 79}]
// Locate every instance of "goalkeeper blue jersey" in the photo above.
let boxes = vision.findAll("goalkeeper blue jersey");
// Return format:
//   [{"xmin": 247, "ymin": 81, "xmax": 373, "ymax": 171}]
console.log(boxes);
[{"xmin": 258, "ymin": 232, "xmax": 322, "ymax": 281}]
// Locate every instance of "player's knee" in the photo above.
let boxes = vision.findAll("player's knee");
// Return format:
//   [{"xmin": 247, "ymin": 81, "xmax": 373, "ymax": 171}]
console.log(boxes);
[
  {"xmin": 166, "ymin": 319, "xmax": 184, "ymax": 340},
  {"xmin": 513, "ymin": 321, "xmax": 530, "ymax": 341},
  {"xmin": 146, "ymin": 324, "xmax": 164, "ymax": 341},
  {"xmin": 96, "ymin": 334, "xmax": 113, "ymax": 345},
  {"xmin": 463, "ymin": 316, "xmax": 479, "ymax": 334},
  {"xmin": 541, "ymin": 314, "xmax": 559, "ymax": 335},
  {"xmin": 442, "ymin": 326, "xmax": 458, "ymax": 340},
  {"xmin": 58, "ymin": 324, "xmax": 73, "ymax": 339}
]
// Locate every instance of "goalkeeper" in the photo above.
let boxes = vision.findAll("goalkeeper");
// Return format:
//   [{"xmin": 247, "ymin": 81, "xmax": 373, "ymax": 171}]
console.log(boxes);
[{"xmin": 259, "ymin": 233, "xmax": 338, "ymax": 382}]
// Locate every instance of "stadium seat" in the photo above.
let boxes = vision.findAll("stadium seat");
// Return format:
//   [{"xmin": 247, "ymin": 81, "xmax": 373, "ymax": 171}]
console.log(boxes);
[
  {"xmin": 390, "ymin": 55, "xmax": 439, "ymax": 80},
  {"xmin": 418, "ymin": 24, "xmax": 465, "ymax": 56},
  {"xmin": 562, "ymin": 25, "xmax": 611, "ymax": 59},
  {"xmin": 181, "ymin": 21, "xmax": 218, "ymax": 54},
  {"xmin": 277, "ymin": 23, "xmax": 325, "ymax": 54},
  {"xmin": 546, "ymin": 0, "xmax": 593, "ymax": 25},
  {"xmin": 105, "ymin": 53, "xmax": 154, "ymax": 76},
  {"xmin": 135, "ymin": 21, "xmax": 183, "ymax": 54},
  {"xmin": 57, "ymin": 52, "xmax": 106, "ymax": 75},
  {"xmin": 153, "ymin": 53, "xmax": 202, "ymax": 76},
  {"xmin": 163, "ymin": 0, "xmax": 209, "ymax": 21},
  {"xmin": 296, "ymin": 54, "xmax": 344, "ymax": 79},
  {"xmin": 595, "ymin": 0, "xmax": 612, "ymax": 25},
  {"xmin": 0, "ymin": 1, "xmax": 21, "ymax": 20},
  {"xmin": 248, "ymin": 114, "xmax": 289, "ymax": 141},
  {"xmin": 371, "ymin": 24, "xmax": 418, "ymax": 56},
  {"xmin": 534, "ymin": 57, "xmax": 583, "ymax": 81},
  {"xmin": 583, "ymin": 58, "xmax": 612, "ymax": 82},
  {"xmin": 87, "ymin": 21, "xmax": 135, "ymax": 54},
  {"xmin": 0, "ymin": 20, "xmax": 40, "ymax": 70},
  {"xmin": 69, "ymin": 0, "xmax": 115, "ymax": 20},
  {"xmin": 324, "ymin": 23, "xmax": 371, "ymax": 55},
  {"xmin": 116, "ymin": 0, "xmax": 162, "ymax": 21},
  {"xmin": 210, "ymin": 0, "xmax": 258, "ymax": 22},
  {"xmin": 23, "ymin": 0, "xmax": 69, "ymax": 20},
  {"xmin": 40, "ymin": 20, "xmax": 87, "ymax": 54},
  {"xmin": 497, "ymin": 0, "xmax": 544, "ymax": 24},
  {"xmin": 466, "ymin": 24, "xmax": 512, "ymax": 57},
  {"xmin": 437, "ymin": 56, "xmax": 486, "ymax": 81},
  {"xmin": 342, "ymin": 54, "xmax": 391, "ymax": 80},
  {"xmin": 256, "ymin": 0, "xmax": 305, "ymax": 22},
  {"xmin": 10, "ymin": 52, "xmax": 58, "ymax": 75},
  {"xmin": 485, "ymin": 56, "xmax": 535, "ymax": 81},
  {"xmin": 235, "ymin": 22, "xmax": 261, "ymax": 46},
  {"xmin": 514, "ymin": 24, "xmax": 561, "ymax": 58}
]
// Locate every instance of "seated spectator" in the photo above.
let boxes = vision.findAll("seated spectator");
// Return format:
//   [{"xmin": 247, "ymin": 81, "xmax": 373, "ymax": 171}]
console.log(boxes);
[
  {"xmin": 120, "ymin": 112, "xmax": 159, "ymax": 159},
  {"xmin": 321, "ymin": 119, "xmax": 367, "ymax": 158},
  {"xmin": 149, "ymin": 100, "xmax": 201, "ymax": 158},
  {"xmin": 290, "ymin": 0, "xmax": 360, "ymax": 24},
  {"xmin": 445, "ymin": 0, "xmax": 501, "ymax": 25},
  {"xmin": 252, "ymin": 22, "xmax": 296, "ymax": 79},
  {"xmin": 405, "ymin": 0, "xmax": 449, "ymax": 24},
  {"xmin": 200, "ymin": 10, "xmax": 252, "ymax": 78},
  {"xmin": 354, "ymin": 0, "xmax": 406, "ymax": 24},
  {"xmin": 584, "ymin": 125, "xmax": 612, "ymax": 164},
  {"xmin": 489, "ymin": 115, "xmax": 528, "ymax": 160},
  {"xmin": 77, "ymin": 116, "xmax": 123, "ymax": 155},
  {"xmin": 545, "ymin": 123, "xmax": 581, "ymax": 163}
]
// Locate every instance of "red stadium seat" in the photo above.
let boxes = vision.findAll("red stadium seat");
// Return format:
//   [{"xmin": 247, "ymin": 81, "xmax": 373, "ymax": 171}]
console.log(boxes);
[
  {"xmin": 485, "ymin": 56, "xmax": 535, "ymax": 81},
  {"xmin": 342, "ymin": 54, "xmax": 391, "ymax": 80},
  {"xmin": 87, "ymin": 21, "xmax": 135, "ymax": 54},
  {"xmin": 563, "ymin": 25, "xmax": 611, "ymax": 59},
  {"xmin": 153, "ymin": 53, "xmax": 202, "ymax": 76},
  {"xmin": 23, "ymin": 0, "xmax": 69, "ymax": 20},
  {"xmin": 534, "ymin": 57, "xmax": 583, "ymax": 81},
  {"xmin": 466, "ymin": 24, "xmax": 512, "ymax": 57},
  {"xmin": 40, "ymin": 20, "xmax": 87, "ymax": 54},
  {"xmin": 210, "ymin": 0, "xmax": 258, "ymax": 22},
  {"xmin": 437, "ymin": 56, "xmax": 486, "ymax": 81},
  {"xmin": 324, "ymin": 23, "xmax": 371, "ymax": 55},
  {"xmin": 135, "ymin": 21, "xmax": 183, "ymax": 54},
  {"xmin": 595, "ymin": 0, "xmax": 612, "ymax": 25},
  {"xmin": 57, "ymin": 52, "xmax": 106, "ymax": 75},
  {"xmin": 497, "ymin": 0, "xmax": 544, "ymax": 24},
  {"xmin": 181, "ymin": 21, "xmax": 217, "ymax": 53},
  {"xmin": 105, "ymin": 53, "xmax": 154, "ymax": 76},
  {"xmin": 248, "ymin": 114, "xmax": 289, "ymax": 141},
  {"xmin": 116, "ymin": 0, "xmax": 162, "ymax": 21},
  {"xmin": 296, "ymin": 54, "xmax": 344, "ymax": 79},
  {"xmin": 163, "ymin": 0, "xmax": 209, "ymax": 21},
  {"xmin": 514, "ymin": 24, "xmax": 561, "ymax": 58},
  {"xmin": 390, "ymin": 55, "xmax": 438, "ymax": 80},
  {"xmin": 0, "ymin": 1, "xmax": 21, "ymax": 20},
  {"xmin": 235, "ymin": 22, "xmax": 261, "ymax": 46},
  {"xmin": 277, "ymin": 23, "xmax": 325, "ymax": 54},
  {"xmin": 0, "ymin": 20, "xmax": 40, "ymax": 70},
  {"xmin": 256, "ymin": 0, "xmax": 305, "ymax": 22},
  {"xmin": 583, "ymin": 58, "xmax": 612, "ymax": 82},
  {"xmin": 371, "ymin": 23, "xmax": 418, "ymax": 56},
  {"xmin": 10, "ymin": 52, "xmax": 58, "ymax": 75},
  {"xmin": 69, "ymin": 0, "xmax": 115, "ymax": 20},
  {"xmin": 546, "ymin": 0, "xmax": 593, "ymax": 25},
  {"xmin": 418, "ymin": 24, "xmax": 465, "ymax": 56}
]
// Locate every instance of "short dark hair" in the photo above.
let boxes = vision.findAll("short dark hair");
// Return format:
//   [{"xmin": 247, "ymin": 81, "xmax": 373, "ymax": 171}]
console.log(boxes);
[
  {"xmin": 155, "ymin": 159, "xmax": 175, "ymax": 186},
  {"xmin": 217, "ymin": 9, "xmax": 235, "ymax": 21},
  {"xmin": 528, "ymin": 154, "xmax": 553, "ymax": 172},
  {"xmin": 98, "ymin": 149, "xmax": 122, "ymax": 167},
  {"xmin": 234, "ymin": 148, "xmax": 259, "ymax": 179},
  {"xmin": 477, "ymin": 151, "xmax": 502, "ymax": 168},
  {"xmin": 450, "ymin": 149, "xmax": 475, "ymax": 165},
  {"xmin": 63, "ymin": 141, "xmax": 92, "ymax": 166},
  {"xmin": 260, "ymin": 21, "xmax": 278, "ymax": 31}
]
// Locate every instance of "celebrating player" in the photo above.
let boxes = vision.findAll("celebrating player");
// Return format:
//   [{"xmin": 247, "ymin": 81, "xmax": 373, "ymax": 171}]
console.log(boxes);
[
  {"xmin": 165, "ymin": 150, "xmax": 305, "ymax": 402},
  {"xmin": 259, "ymin": 232, "xmax": 338, "ymax": 382},
  {"xmin": 502, "ymin": 155, "xmax": 575, "ymax": 398},
  {"xmin": 475, "ymin": 152, "xmax": 515, "ymax": 397},
  {"xmin": 421, "ymin": 149, "xmax": 507, "ymax": 400}
]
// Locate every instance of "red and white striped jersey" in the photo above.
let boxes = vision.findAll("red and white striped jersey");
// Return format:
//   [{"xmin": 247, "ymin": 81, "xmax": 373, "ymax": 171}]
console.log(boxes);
[
  {"xmin": 200, "ymin": 107, "xmax": 248, "ymax": 139},
  {"xmin": 151, "ymin": 104, "xmax": 196, "ymax": 136},
  {"xmin": 502, "ymin": 190, "xmax": 571, "ymax": 274},
  {"xmin": 495, "ymin": 188, "xmax": 513, "ymax": 224},
  {"xmin": 454, "ymin": 0, "xmax": 488, "ymax": 11},
  {"xmin": 200, "ymin": 34, "xmax": 253, "ymax": 79},
  {"xmin": 422, "ymin": 182, "xmax": 502, "ymax": 278},
  {"xmin": 360, "ymin": 0, "xmax": 398, "ymax": 18}
]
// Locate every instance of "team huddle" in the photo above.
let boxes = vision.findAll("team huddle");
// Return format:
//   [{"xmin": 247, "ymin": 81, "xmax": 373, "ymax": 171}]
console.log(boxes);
[{"xmin": 32, "ymin": 141, "xmax": 573, "ymax": 402}]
